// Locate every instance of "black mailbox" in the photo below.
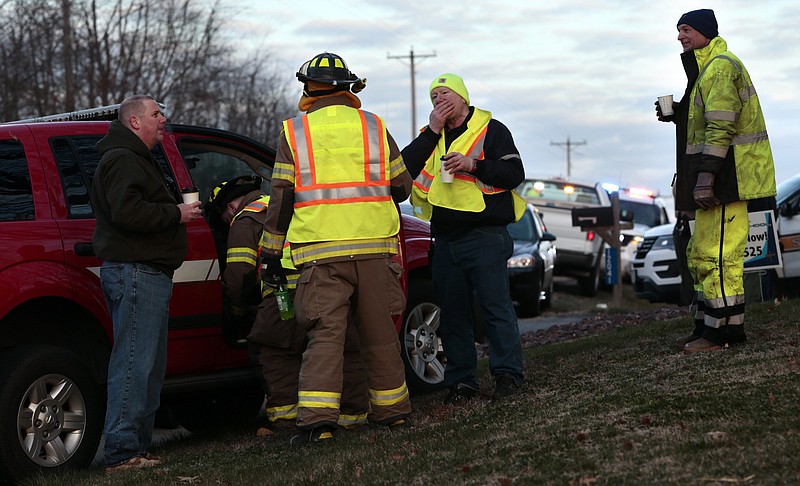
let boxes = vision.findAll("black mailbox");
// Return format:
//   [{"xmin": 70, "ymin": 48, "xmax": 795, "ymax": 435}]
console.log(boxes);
[{"xmin": 571, "ymin": 207, "xmax": 615, "ymax": 228}]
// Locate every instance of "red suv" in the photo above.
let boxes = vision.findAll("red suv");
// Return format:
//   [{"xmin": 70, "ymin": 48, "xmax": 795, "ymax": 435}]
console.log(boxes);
[{"xmin": 0, "ymin": 106, "xmax": 437, "ymax": 482}]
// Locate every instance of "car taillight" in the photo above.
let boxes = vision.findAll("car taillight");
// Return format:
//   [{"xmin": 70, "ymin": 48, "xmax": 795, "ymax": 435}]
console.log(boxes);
[{"xmin": 586, "ymin": 231, "xmax": 595, "ymax": 241}]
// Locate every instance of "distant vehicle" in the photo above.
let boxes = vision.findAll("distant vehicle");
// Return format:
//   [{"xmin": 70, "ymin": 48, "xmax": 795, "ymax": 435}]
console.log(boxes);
[
  {"xmin": 630, "ymin": 223, "xmax": 681, "ymax": 303},
  {"xmin": 633, "ymin": 170, "xmax": 800, "ymax": 303},
  {"xmin": 507, "ymin": 204, "xmax": 558, "ymax": 317},
  {"xmin": 517, "ymin": 178, "xmax": 610, "ymax": 296},
  {"xmin": 602, "ymin": 185, "xmax": 672, "ymax": 282},
  {"xmin": 776, "ymin": 172, "xmax": 800, "ymax": 279}
]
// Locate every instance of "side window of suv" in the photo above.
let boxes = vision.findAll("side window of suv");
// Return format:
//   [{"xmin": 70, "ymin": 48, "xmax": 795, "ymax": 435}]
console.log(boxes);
[
  {"xmin": 0, "ymin": 139, "xmax": 34, "ymax": 221},
  {"xmin": 51, "ymin": 137, "xmax": 178, "ymax": 218},
  {"xmin": 179, "ymin": 140, "xmax": 272, "ymax": 204}
]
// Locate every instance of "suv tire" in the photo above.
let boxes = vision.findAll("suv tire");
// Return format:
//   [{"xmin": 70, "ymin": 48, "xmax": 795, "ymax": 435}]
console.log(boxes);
[
  {"xmin": 400, "ymin": 278, "xmax": 445, "ymax": 393},
  {"xmin": 0, "ymin": 346, "xmax": 103, "ymax": 482}
]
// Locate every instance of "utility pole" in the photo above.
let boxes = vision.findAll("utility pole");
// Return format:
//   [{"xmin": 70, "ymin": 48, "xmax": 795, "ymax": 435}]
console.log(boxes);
[
  {"xmin": 551, "ymin": 136, "xmax": 587, "ymax": 178},
  {"xmin": 388, "ymin": 46, "xmax": 436, "ymax": 140}
]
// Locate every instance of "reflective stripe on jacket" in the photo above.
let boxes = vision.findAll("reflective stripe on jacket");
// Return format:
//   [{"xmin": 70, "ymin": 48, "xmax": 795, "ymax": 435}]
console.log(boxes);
[
  {"xmin": 686, "ymin": 36, "xmax": 776, "ymax": 202},
  {"xmin": 228, "ymin": 195, "xmax": 297, "ymax": 293},
  {"xmin": 281, "ymin": 106, "xmax": 400, "ymax": 265},
  {"xmin": 410, "ymin": 107, "xmax": 526, "ymax": 222}
]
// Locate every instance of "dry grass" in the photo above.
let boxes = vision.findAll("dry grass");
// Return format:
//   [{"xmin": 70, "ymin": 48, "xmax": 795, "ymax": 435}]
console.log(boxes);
[{"xmin": 22, "ymin": 297, "xmax": 800, "ymax": 486}]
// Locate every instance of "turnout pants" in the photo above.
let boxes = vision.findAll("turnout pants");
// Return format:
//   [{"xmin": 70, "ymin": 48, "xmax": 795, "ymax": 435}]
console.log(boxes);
[
  {"xmin": 294, "ymin": 257, "xmax": 411, "ymax": 429},
  {"xmin": 249, "ymin": 295, "xmax": 369, "ymax": 428}
]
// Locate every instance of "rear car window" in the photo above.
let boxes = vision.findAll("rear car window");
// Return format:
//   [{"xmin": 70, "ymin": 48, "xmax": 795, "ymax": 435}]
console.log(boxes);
[
  {"xmin": 51, "ymin": 136, "xmax": 177, "ymax": 218},
  {"xmin": 0, "ymin": 140, "xmax": 34, "ymax": 221},
  {"xmin": 517, "ymin": 180, "xmax": 599, "ymax": 204}
]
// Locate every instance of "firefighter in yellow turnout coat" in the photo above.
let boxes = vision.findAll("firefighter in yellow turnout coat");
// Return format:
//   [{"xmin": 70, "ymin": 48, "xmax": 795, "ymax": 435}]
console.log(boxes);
[
  {"xmin": 208, "ymin": 176, "xmax": 369, "ymax": 434},
  {"xmin": 261, "ymin": 53, "xmax": 413, "ymax": 444}
]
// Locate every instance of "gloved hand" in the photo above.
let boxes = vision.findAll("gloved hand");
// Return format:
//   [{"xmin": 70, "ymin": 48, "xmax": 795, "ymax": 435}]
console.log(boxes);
[
  {"xmin": 693, "ymin": 172, "xmax": 720, "ymax": 210},
  {"xmin": 259, "ymin": 256, "xmax": 286, "ymax": 288},
  {"xmin": 654, "ymin": 100, "xmax": 675, "ymax": 123}
]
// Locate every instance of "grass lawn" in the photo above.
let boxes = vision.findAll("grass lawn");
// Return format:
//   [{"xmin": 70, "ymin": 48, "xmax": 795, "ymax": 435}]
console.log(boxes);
[{"xmin": 24, "ymin": 298, "xmax": 800, "ymax": 485}]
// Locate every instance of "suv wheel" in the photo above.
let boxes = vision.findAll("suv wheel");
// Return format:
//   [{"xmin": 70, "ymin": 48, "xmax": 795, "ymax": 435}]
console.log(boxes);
[
  {"xmin": 0, "ymin": 346, "xmax": 103, "ymax": 483},
  {"xmin": 400, "ymin": 279, "xmax": 445, "ymax": 393}
]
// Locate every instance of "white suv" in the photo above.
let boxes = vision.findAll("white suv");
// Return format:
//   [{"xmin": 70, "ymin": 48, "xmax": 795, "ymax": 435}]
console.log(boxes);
[{"xmin": 630, "ymin": 223, "xmax": 682, "ymax": 303}]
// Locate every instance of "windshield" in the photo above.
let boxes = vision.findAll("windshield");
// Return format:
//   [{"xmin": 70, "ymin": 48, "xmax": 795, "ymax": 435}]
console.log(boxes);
[
  {"xmin": 517, "ymin": 180, "xmax": 599, "ymax": 204},
  {"xmin": 619, "ymin": 200, "xmax": 662, "ymax": 227},
  {"xmin": 777, "ymin": 173, "xmax": 800, "ymax": 204},
  {"xmin": 508, "ymin": 209, "xmax": 538, "ymax": 242}
]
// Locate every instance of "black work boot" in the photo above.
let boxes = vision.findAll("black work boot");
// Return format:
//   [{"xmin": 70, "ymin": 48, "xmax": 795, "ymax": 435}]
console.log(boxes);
[
  {"xmin": 443, "ymin": 383, "xmax": 479, "ymax": 405},
  {"xmin": 492, "ymin": 374, "xmax": 525, "ymax": 400},
  {"xmin": 725, "ymin": 325, "xmax": 747, "ymax": 346},
  {"xmin": 289, "ymin": 424, "xmax": 336, "ymax": 446}
]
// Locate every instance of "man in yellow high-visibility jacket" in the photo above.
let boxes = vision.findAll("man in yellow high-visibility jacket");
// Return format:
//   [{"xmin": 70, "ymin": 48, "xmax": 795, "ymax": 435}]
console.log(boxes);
[
  {"xmin": 261, "ymin": 52, "xmax": 413, "ymax": 444},
  {"xmin": 657, "ymin": 9, "xmax": 776, "ymax": 353},
  {"xmin": 402, "ymin": 73, "xmax": 527, "ymax": 402}
]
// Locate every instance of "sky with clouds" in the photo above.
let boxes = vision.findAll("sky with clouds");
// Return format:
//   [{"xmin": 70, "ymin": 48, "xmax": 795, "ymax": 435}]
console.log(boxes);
[{"xmin": 223, "ymin": 0, "xmax": 800, "ymax": 199}]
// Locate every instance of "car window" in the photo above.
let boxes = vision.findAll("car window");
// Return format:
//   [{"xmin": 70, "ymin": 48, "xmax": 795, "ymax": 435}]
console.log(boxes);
[
  {"xmin": 51, "ymin": 136, "xmax": 176, "ymax": 218},
  {"xmin": 179, "ymin": 140, "xmax": 272, "ymax": 205},
  {"xmin": 517, "ymin": 180, "xmax": 599, "ymax": 204},
  {"xmin": 0, "ymin": 139, "xmax": 34, "ymax": 221},
  {"xmin": 777, "ymin": 173, "xmax": 800, "ymax": 204},
  {"xmin": 508, "ymin": 209, "xmax": 538, "ymax": 242},
  {"xmin": 619, "ymin": 199, "xmax": 662, "ymax": 227}
]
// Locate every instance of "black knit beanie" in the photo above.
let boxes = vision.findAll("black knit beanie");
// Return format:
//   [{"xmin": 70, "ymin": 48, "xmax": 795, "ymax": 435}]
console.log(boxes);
[{"xmin": 677, "ymin": 9, "xmax": 718, "ymax": 40}]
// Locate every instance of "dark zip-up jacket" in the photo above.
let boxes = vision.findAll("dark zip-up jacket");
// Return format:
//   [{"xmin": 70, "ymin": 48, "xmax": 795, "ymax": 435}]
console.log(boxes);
[{"xmin": 91, "ymin": 120, "xmax": 187, "ymax": 277}]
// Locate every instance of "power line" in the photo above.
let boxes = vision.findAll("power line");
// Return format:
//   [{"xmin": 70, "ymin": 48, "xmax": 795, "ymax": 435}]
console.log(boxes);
[
  {"xmin": 551, "ymin": 136, "xmax": 587, "ymax": 178},
  {"xmin": 388, "ymin": 46, "xmax": 436, "ymax": 140}
]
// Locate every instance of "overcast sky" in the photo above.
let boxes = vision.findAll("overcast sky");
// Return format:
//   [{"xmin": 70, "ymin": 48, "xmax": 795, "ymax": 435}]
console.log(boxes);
[{"xmin": 224, "ymin": 0, "xmax": 800, "ymax": 198}]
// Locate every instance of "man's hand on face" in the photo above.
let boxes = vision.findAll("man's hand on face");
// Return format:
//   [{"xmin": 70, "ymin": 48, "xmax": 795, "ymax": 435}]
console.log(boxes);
[{"xmin": 429, "ymin": 99, "xmax": 455, "ymax": 134}]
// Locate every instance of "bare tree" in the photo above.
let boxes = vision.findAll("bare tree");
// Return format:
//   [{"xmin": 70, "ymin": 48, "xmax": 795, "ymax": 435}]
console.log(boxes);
[{"xmin": 0, "ymin": 0, "xmax": 295, "ymax": 143}]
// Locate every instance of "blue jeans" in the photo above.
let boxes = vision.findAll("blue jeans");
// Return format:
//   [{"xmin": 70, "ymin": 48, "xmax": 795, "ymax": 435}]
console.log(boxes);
[
  {"xmin": 432, "ymin": 226, "xmax": 523, "ymax": 388},
  {"xmin": 101, "ymin": 262, "xmax": 172, "ymax": 466}
]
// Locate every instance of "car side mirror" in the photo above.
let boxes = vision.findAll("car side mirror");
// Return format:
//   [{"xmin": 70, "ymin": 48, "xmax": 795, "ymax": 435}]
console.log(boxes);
[
  {"xmin": 541, "ymin": 231, "xmax": 557, "ymax": 242},
  {"xmin": 779, "ymin": 201, "xmax": 797, "ymax": 218},
  {"xmin": 620, "ymin": 209, "xmax": 634, "ymax": 223}
]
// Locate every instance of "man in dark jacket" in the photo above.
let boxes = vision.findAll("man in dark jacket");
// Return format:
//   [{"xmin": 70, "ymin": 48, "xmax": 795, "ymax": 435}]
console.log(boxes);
[{"xmin": 91, "ymin": 95, "xmax": 202, "ymax": 473}]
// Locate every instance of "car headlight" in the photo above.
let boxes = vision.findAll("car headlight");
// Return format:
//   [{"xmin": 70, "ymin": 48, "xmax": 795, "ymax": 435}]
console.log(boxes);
[
  {"xmin": 507, "ymin": 254, "xmax": 535, "ymax": 268},
  {"xmin": 653, "ymin": 235, "xmax": 675, "ymax": 250}
]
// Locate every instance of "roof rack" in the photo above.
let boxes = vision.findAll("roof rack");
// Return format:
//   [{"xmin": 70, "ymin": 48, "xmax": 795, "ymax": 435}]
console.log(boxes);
[{"xmin": 6, "ymin": 102, "xmax": 167, "ymax": 124}]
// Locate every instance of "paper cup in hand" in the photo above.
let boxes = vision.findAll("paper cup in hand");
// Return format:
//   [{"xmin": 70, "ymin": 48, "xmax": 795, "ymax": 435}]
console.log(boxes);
[
  {"xmin": 440, "ymin": 159, "xmax": 454, "ymax": 184},
  {"xmin": 181, "ymin": 186, "xmax": 199, "ymax": 204},
  {"xmin": 658, "ymin": 95, "xmax": 674, "ymax": 116}
]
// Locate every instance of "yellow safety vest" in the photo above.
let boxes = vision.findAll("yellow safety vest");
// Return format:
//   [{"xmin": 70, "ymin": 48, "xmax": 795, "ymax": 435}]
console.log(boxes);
[
  {"xmin": 410, "ymin": 108, "xmax": 526, "ymax": 222},
  {"xmin": 282, "ymin": 106, "xmax": 400, "ymax": 264}
]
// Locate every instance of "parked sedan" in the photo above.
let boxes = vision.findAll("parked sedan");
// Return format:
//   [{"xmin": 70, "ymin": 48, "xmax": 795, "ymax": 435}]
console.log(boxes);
[{"xmin": 507, "ymin": 204, "xmax": 558, "ymax": 317}]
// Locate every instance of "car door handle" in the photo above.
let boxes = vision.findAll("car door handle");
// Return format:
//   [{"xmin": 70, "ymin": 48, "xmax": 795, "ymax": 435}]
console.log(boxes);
[{"xmin": 74, "ymin": 242, "xmax": 95, "ymax": 257}]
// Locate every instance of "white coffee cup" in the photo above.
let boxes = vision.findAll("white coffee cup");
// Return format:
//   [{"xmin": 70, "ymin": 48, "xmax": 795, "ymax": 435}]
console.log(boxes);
[
  {"xmin": 440, "ymin": 158, "xmax": 454, "ymax": 184},
  {"xmin": 181, "ymin": 186, "xmax": 199, "ymax": 204},
  {"xmin": 658, "ymin": 94, "xmax": 674, "ymax": 116}
]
